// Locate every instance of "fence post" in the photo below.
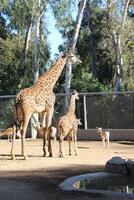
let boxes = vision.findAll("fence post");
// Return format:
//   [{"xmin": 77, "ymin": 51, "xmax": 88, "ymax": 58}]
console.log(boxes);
[{"xmin": 83, "ymin": 95, "xmax": 87, "ymax": 129}]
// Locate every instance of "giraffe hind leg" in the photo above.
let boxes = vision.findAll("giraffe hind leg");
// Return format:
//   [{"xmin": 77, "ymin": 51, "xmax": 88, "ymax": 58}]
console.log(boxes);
[
  {"xmin": 68, "ymin": 135, "xmax": 72, "ymax": 155},
  {"xmin": 21, "ymin": 112, "xmax": 32, "ymax": 160}
]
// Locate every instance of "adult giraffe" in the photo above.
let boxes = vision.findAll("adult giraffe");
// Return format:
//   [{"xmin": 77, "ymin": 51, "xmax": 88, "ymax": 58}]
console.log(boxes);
[{"xmin": 11, "ymin": 51, "xmax": 82, "ymax": 160}]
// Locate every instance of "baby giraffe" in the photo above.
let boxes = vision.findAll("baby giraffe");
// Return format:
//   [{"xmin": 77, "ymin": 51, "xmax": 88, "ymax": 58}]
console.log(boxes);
[
  {"xmin": 96, "ymin": 127, "xmax": 110, "ymax": 148},
  {"xmin": 57, "ymin": 91, "xmax": 81, "ymax": 157},
  {"xmin": 58, "ymin": 117, "xmax": 82, "ymax": 157}
]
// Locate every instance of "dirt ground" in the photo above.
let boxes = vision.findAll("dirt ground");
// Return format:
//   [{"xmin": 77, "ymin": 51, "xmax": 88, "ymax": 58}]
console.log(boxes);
[{"xmin": 0, "ymin": 139, "xmax": 134, "ymax": 200}]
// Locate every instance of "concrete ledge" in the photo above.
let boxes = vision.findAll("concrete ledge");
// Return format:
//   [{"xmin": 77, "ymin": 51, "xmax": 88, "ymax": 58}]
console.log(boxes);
[
  {"xmin": 26, "ymin": 128, "xmax": 134, "ymax": 141},
  {"xmin": 77, "ymin": 129, "xmax": 134, "ymax": 141},
  {"xmin": 0, "ymin": 128, "xmax": 134, "ymax": 141},
  {"xmin": 59, "ymin": 172, "xmax": 134, "ymax": 198}
]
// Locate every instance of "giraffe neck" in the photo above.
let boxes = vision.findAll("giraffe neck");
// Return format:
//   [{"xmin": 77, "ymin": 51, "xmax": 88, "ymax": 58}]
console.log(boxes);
[
  {"xmin": 34, "ymin": 54, "xmax": 67, "ymax": 91},
  {"xmin": 68, "ymin": 95, "xmax": 76, "ymax": 114}
]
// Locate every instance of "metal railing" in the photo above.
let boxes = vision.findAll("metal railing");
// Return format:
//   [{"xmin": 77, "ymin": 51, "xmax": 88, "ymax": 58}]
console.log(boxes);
[{"xmin": 0, "ymin": 92, "xmax": 134, "ymax": 130}]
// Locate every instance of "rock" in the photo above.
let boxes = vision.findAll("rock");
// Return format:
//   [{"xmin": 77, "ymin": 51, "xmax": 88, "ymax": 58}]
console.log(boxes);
[
  {"xmin": 105, "ymin": 156, "xmax": 127, "ymax": 175},
  {"xmin": 127, "ymin": 159, "xmax": 134, "ymax": 176}
]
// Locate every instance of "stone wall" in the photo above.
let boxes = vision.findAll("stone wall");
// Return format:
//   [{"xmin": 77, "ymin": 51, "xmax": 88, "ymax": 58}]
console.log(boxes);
[{"xmin": 77, "ymin": 129, "xmax": 134, "ymax": 141}]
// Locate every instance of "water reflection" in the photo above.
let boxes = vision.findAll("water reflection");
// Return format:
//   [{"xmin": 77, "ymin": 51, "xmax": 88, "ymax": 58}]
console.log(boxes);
[{"xmin": 74, "ymin": 175, "xmax": 134, "ymax": 194}]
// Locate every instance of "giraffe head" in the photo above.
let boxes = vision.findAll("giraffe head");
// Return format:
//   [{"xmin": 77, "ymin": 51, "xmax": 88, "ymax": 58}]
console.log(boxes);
[
  {"xmin": 96, "ymin": 127, "xmax": 102, "ymax": 132},
  {"xmin": 76, "ymin": 118, "xmax": 82, "ymax": 126},
  {"xmin": 65, "ymin": 50, "xmax": 82, "ymax": 64},
  {"xmin": 72, "ymin": 90, "xmax": 79, "ymax": 100}
]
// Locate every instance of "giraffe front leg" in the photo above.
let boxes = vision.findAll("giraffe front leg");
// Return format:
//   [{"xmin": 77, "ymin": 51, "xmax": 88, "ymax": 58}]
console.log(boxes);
[
  {"xmin": 21, "ymin": 132, "xmax": 28, "ymax": 160},
  {"xmin": 42, "ymin": 127, "xmax": 53, "ymax": 157},
  {"xmin": 40, "ymin": 112, "xmax": 47, "ymax": 157},
  {"xmin": 48, "ymin": 128, "xmax": 53, "ymax": 157},
  {"xmin": 43, "ymin": 127, "xmax": 47, "ymax": 157},
  {"xmin": 11, "ymin": 125, "xmax": 16, "ymax": 160},
  {"xmin": 102, "ymin": 138, "xmax": 105, "ymax": 147},
  {"xmin": 45, "ymin": 107, "xmax": 54, "ymax": 157},
  {"xmin": 107, "ymin": 138, "xmax": 110, "ymax": 148},
  {"xmin": 73, "ymin": 133, "xmax": 78, "ymax": 156}
]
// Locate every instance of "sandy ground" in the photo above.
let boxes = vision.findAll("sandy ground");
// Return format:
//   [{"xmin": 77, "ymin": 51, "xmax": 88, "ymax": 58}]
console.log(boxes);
[{"xmin": 0, "ymin": 139, "xmax": 134, "ymax": 200}]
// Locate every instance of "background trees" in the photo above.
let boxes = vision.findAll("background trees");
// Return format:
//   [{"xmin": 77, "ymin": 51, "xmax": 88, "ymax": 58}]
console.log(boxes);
[
  {"xmin": 0, "ymin": 0, "xmax": 50, "ymax": 95},
  {"xmin": 0, "ymin": 0, "xmax": 133, "ymax": 95}
]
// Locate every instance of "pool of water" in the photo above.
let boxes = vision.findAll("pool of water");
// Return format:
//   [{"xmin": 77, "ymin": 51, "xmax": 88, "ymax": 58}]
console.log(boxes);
[
  {"xmin": 59, "ymin": 172, "xmax": 134, "ymax": 198},
  {"xmin": 74, "ymin": 174, "xmax": 134, "ymax": 194}
]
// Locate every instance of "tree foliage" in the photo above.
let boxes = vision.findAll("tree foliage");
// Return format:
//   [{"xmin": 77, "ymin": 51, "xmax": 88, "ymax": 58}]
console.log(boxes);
[
  {"xmin": 0, "ymin": 0, "xmax": 133, "ymax": 95},
  {"xmin": 72, "ymin": 0, "xmax": 134, "ymax": 92},
  {"xmin": 0, "ymin": 0, "xmax": 50, "ymax": 95}
]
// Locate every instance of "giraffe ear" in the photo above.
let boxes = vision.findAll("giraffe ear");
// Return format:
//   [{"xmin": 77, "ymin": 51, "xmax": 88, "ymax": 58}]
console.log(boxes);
[
  {"xmin": 67, "ymin": 47, "xmax": 72, "ymax": 53},
  {"xmin": 65, "ymin": 48, "xmax": 73, "ymax": 57},
  {"xmin": 72, "ymin": 91, "xmax": 75, "ymax": 95},
  {"xmin": 71, "ymin": 90, "xmax": 76, "ymax": 95}
]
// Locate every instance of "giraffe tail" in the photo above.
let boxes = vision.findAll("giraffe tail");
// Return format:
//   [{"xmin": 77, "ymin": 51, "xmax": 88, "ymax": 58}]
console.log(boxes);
[
  {"xmin": 13, "ymin": 99, "xmax": 23, "ymax": 137},
  {"xmin": 56, "ymin": 118, "xmax": 63, "ymax": 140},
  {"xmin": 56, "ymin": 118, "xmax": 61, "ymax": 140}
]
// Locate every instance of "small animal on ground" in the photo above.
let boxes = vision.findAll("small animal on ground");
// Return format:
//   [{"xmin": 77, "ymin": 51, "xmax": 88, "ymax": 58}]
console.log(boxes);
[
  {"xmin": 96, "ymin": 127, "xmax": 110, "ymax": 148},
  {"xmin": 0, "ymin": 127, "xmax": 20, "ymax": 142}
]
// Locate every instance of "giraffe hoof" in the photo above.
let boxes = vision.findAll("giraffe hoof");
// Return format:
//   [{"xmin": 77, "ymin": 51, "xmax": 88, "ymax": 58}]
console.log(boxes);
[
  {"xmin": 24, "ymin": 155, "xmax": 28, "ymax": 160},
  {"xmin": 11, "ymin": 156, "xmax": 16, "ymax": 160},
  {"xmin": 49, "ymin": 153, "xmax": 53, "ymax": 157},
  {"xmin": 43, "ymin": 153, "xmax": 46, "ymax": 157},
  {"xmin": 59, "ymin": 154, "xmax": 65, "ymax": 158}
]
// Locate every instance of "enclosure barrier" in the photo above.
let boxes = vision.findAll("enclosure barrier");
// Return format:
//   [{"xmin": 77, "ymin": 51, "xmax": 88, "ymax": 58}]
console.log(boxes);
[{"xmin": 0, "ymin": 92, "xmax": 133, "ymax": 140}]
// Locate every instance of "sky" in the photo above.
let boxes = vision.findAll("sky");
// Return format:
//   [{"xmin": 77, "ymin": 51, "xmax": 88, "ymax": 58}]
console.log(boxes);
[
  {"xmin": 45, "ymin": 5, "xmax": 64, "ymax": 59},
  {"xmin": 45, "ymin": 3, "xmax": 78, "ymax": 60}
]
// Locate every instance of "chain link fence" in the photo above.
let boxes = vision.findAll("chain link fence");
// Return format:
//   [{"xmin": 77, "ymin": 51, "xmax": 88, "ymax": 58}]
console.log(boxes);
[
  {"xmin": 78, "ymin": 92, "xmax": 134, "ymax": 129},
  {"xmin": 0, "ymin": 92, "xmax": 134, "ymax": 131}
]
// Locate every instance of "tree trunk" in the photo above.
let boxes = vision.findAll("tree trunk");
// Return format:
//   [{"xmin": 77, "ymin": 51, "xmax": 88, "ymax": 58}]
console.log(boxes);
[
  {"xmin": 31, "ymin": 10, "xmax": 40, "ymax": 138},
  {"xmin": 112, "ymin": 31, "xmax": 123, "ymax": 92},
  {"xmin": 34, "ymin": 14, "xmax": 40, "ymax": 83},
  {"xmin": 114, "ymin": 0, "xmax": 130, "ymax": 92},
  {"xmin": 86, "ymin": 2, "xmax": 96, "ymax": 75},
  {"xmin": 65, "ymin": 0, "xmax": 87, "ymax": 109},
  {"xmin": 31, "ymin": 0, "xmax": 44, "ymax": 138},
  {"xmin": 18, "ymin": 22, "xmax": 32, "ymax": 78},
  {"xmin": 23, "ymin": 23, "xmax": 32, "ymax": 63},
  {"xmin": 107, "ymin": 0, "xmax": 130, "ymax": 92},
  {"xmin": 121, "ymin": 0, "xmax": 130, "ymax": 32}
]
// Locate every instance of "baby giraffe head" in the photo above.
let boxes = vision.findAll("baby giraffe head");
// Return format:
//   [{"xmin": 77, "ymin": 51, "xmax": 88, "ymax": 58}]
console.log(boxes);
[
  {"xmin": 76, "ymin": 118, "xmax": 82, "ymax": 126},
  {"xmin": 72, "ymin": 90, "xmax": 79, "ymax": 100},
  {"xmin": 96, "ymin": 127, "xmax": 102, "ymax": 132}
]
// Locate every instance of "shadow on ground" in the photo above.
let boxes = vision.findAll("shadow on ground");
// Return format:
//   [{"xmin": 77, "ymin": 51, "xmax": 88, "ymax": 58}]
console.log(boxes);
[
  {"xmin": 0, "ymin": 164, "xmax": 134, "ymax": 200},
  {"xmin": 118, "ymin": 141, "xmax": 134, "ymax": 146},
  {"xmin": 0, "ymin": 164, "xmax": 107, "ymax": 200}
]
